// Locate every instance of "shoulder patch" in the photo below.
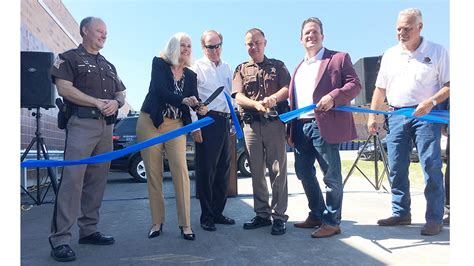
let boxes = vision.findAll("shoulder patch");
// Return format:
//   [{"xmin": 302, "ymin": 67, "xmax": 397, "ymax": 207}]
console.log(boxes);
[{"xmin": 53, "ymin": 56, "xmax": 65, "ymax": 69}]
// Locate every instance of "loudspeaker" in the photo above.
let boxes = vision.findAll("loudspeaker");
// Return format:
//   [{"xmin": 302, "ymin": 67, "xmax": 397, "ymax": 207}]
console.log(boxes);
[
  {"xmin": 353, "ymin": 56, "xmax": 382, "ymax": 106},
  {"xmin": 21, "ymin": 51, "xmax": 56, "ymax": 109}
]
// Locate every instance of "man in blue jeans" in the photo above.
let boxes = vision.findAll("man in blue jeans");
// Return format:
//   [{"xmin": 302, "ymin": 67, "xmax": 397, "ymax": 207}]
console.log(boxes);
[
  {"xmin": 288, "ymin": 17, "xmax": 361, "ymax": 238},
  {"xmin": 368, "ymin": 8, "xmax": 450, "ymax": 236}
]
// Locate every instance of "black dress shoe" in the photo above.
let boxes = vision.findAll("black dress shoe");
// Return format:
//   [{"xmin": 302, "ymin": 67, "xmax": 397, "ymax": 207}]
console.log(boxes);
[
  {"xmin": 243, "ymin": 216, "xmax": 272, "ymax": 230},
  {"xmin": 214, "ymin": 215, "xmax": 235, "ymax": 225},
  {"xmin": 271, "ymin": 219, "xmax": 287, "ymax": 235},
  {"xmin": 180, "ymin": 226, "xmax": 196, "ymax": 241},
  {"xmin": 201, "ymin": 221, "xmax": 217, "ymax": 231},
  {"xmin": 51, "ymin": 244, "xmax": 76, "ymax": 262},
  {"xmin": 148, "ymin": 224, "xmax": 163, "ymax": 238},
  {"xmin": 78, "ymin": 232, "xmax": 115, "ymax": 245}
]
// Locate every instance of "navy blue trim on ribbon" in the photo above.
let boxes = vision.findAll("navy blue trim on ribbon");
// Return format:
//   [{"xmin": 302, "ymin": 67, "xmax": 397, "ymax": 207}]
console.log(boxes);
[
  {"xmin": 224, "ymin": 92, "xmax": 244, "ymax": 139},
  {"xmin": 279, "ymin": 104, "xmax": 449, "ymax": 124},
  {"xmin": 21, "ymin": 117, "xmax": 215, "ymax": 168}
]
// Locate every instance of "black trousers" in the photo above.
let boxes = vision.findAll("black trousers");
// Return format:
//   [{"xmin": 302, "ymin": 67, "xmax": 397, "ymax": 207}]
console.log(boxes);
[{"xmin": 195, "ymin": 113, "xmax": 231, "ymax": 223}]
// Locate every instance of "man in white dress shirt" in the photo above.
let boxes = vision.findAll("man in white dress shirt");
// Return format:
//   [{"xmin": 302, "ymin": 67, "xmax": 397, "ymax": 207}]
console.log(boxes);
[{"xmin": 191, "ymin": 30, "xmax": 235, "ymax": 231}]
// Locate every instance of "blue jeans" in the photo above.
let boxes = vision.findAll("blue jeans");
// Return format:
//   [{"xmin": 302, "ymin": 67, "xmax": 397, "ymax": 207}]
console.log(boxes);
[
  {"xmin": 386, "ymin": 115, "xmax": 444, "ymax": 224},
  {"xmin": 293, "ymin": 120, "xmax": 343, "ymax": 226}
]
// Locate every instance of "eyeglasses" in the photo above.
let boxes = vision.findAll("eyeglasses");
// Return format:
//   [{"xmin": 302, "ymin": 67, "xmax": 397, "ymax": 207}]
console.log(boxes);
[{"xmin": 204, "ymin": 43, "xmax": 222, "ymax": 50}]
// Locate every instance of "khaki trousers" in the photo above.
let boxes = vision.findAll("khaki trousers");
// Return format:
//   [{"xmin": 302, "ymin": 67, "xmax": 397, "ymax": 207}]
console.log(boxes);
[
  {"xmin": 136, "ymin": 112, "xmax": 191, "ymax": 227},
  {"xmin": 244, "ymin": 120, "xmax": 288, "ymax": 221},
  {"xmin": 49, "ymin": 116, "xmax": 112, "ymax": 248}
]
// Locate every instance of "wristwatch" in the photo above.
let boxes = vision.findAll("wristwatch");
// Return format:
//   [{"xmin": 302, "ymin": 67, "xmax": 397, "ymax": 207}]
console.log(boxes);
[{"xmin": 431, "ymin": 99, "xmax": 437, "ymax": 106}]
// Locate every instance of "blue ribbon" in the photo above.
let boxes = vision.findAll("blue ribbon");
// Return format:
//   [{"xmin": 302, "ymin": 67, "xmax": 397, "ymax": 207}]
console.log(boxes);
[
  {"xmin": 21, "ymin": 117, "xmax": 215, "ymax": 168},
  {"xmin": 224, "ymin": 92, "xmax": 244, "ymax": 139},
  {"xmin": 279, "ymin": 104, "xmax": 449, "ymax": 124}
]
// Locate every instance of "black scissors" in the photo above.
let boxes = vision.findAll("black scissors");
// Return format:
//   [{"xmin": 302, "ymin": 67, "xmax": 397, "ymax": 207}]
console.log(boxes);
[{"xmin": 192, "ymin": 86, "xmax": 225, "ymax": 111}]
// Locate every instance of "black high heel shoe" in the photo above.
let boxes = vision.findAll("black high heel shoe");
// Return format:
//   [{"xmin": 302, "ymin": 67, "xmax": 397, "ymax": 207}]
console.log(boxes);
[
  {"xmin": 179, "ymin": 226, "xmax": 195, "ymax": 241},
  {"xmin": 148, "ymin": 224, "xmax": 163, "ymax": 238}
]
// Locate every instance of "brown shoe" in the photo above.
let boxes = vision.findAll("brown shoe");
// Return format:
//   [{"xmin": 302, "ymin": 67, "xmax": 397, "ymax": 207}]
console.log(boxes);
[
  {"xmin": 421, "ymin": 223, "xmax": 442, "ymax": 236},
  {"xmin": 377, "ymin": 215, "xmax": 411, "ymax": 226},
  {"xmin": 311, "ymin": 224, "xmax": 341, "ymax": 238},
  {"xmin": 294, "ymin": 216, "xmax": 323, "ymax": 228}
]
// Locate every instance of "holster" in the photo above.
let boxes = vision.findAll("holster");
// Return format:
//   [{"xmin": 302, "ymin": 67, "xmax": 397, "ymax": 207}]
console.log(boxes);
[{"xmin": 55, "ymin": 98, "xmax": 70, "ymax": 130}]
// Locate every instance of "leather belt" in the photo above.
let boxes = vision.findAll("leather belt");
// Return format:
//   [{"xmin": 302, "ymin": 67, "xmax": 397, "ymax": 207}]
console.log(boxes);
[
  {"xmin": 70, "ymin": 106, "xmax": 116, "ymax": 124},
  {"xmin": 297, "ymin": 118, "xmax": 315, "ymax": 123},
  {"xmin": 70, "ymin": 106, "xmax": 106, "ymax": 119},
  {"xmin": 242, "ymin": 112, "xmax": 279, "ymax": 124},
  {"xmin": 208, "ymin": 110, "xmax": 231, "ymax": 119},
  {"xmin": 389, "ymin": 105, "xmax": 418, "ymax": 110}
]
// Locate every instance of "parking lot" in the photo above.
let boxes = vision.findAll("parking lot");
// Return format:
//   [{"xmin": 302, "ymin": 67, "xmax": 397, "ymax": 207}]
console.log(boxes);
[{"xmin": 21, "ymin": 152, "xmax": 450, "ymax": 265}]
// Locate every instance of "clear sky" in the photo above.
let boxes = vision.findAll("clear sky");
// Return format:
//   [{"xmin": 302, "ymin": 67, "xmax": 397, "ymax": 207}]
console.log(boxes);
[{"xmin": 62, "ymin": 0, "xmax": 449, "ymax": 110}]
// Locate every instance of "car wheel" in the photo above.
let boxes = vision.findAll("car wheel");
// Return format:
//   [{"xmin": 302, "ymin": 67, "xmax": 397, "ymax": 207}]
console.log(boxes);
[
  {"xmin": 238, "ymin": 153, "xmax": 251, "ymax": 177},
  {"xmin": 129, "ymin": 155, "xmax": 147, "ymax": 183}
]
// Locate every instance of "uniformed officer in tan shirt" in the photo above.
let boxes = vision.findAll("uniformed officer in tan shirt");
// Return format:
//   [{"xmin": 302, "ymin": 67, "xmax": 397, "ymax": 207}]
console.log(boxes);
[
  {"xmin": 49, "ymin": 17, "xmax": 126, "ymax": 262},
  {"xmin": 232, "ymin": 28, "xmax": 290, "ymax": 235}
]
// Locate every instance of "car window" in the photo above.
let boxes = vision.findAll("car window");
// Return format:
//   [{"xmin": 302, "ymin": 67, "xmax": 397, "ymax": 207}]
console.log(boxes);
[{"xmin": 114, "ymin": 117, "xmax": 138, "ymax": 136}]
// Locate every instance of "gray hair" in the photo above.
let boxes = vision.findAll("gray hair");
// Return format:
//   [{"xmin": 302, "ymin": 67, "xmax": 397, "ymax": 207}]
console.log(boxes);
[
  {"xmin": 160, "ymin": 32, "xmax": 193, "ymax": 67},
  {"xmin": 398, "ymin": 8, "xmax": 423, "ymax": 24},
  {"xmin": 201, "ymin": 30, "xmax": 223, "ymax": 47},
  {"xmin": 301, "ymin": 17, "xmax": 324, "ymax": 37}
]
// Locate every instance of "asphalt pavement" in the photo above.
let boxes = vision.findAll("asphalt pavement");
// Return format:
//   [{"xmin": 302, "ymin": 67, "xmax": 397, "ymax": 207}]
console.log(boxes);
[{"xmin": 21, "ymin": 151, "xmax": 449, "ymax": 265}]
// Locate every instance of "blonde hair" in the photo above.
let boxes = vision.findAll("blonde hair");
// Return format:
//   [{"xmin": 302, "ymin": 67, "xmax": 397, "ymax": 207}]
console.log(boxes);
[{"xmin": 160, "ymin": 32, "xmax": 193, "ymax": 67}]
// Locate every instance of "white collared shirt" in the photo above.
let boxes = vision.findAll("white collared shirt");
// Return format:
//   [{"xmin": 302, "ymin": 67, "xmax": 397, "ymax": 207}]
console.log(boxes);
[
  {"xmin": 375, "ymin": 37, "xmax": 450, "ymax": 107},
  {"xmin": 190, "ymin": 57, "xmax": 233, "ymax": 122},
  {"xmin": 294, "ymin": 47, "xmax": 325, "ymax": 119}
]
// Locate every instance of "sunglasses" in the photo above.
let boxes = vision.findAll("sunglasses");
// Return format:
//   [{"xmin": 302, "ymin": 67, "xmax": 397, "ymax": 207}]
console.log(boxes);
[{"xmin": 204, "ymin": 43, "xmax": 222, "ymax": 50}]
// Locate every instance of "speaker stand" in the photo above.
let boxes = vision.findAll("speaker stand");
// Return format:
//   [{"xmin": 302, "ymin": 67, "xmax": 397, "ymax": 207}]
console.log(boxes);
[
  {"xmin": 21, "ymin": 107, "xmax": 58, "ymax": 205},
  {"xmin": 343, "ymin": 133, "xmax": 391, "ymax": 192}
]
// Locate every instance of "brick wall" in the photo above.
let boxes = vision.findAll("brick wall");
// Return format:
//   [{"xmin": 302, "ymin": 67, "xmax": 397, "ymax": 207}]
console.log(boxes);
[{"xmin": 21, "ymin": 0, "xmax": 81, "ymax": 187}]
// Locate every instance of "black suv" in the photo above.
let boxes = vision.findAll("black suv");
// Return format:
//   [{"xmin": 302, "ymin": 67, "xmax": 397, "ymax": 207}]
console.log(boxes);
[{"xmin": 111, "ymin": 115, "xmax": 250, "ymax": 182}]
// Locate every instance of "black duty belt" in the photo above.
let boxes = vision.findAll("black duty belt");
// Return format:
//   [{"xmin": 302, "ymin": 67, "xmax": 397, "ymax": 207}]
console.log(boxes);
[
  {"xmin": 70, "ymin": 106, "xmax": 116, "ymax": 124},
  {"xmin": 242, "ymin": 112, "xmax": 279, "ymax": 124}
]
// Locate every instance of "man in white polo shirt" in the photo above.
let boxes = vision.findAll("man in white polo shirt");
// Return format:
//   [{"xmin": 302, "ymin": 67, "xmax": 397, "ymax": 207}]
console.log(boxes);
[{"xmin": 368, "ymin": 8, "xmax": 450, "ymax": 236}]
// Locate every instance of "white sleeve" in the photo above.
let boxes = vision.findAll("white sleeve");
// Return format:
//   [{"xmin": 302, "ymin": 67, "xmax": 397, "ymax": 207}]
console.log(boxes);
[
  {"xmin": 375, "ymin": 52, "xmax": 388, "ymax": 90},
  {"xmin": 437, "ymin": 46, "xmax": 450, "ymax": 86}
]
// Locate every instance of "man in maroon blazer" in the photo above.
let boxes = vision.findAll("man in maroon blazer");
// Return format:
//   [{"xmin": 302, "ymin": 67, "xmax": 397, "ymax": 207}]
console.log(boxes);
[{"xmin": 288, "ymin": 17, "xmax": 361, "ymax": 238}]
